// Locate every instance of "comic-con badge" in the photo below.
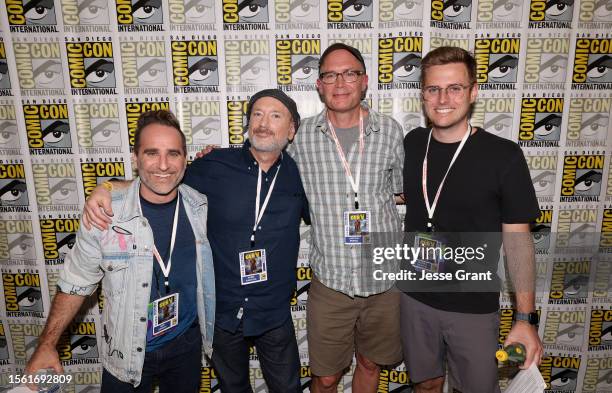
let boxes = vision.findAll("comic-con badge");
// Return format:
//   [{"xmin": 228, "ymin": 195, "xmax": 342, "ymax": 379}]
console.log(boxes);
[
  {"xmin": 344, "ymin": 210, "xmax": 370, "ymax": 245},
  {"xmin": 239, "ymin": 249, "xmax": 267, "ymax": 285},
  {"xmin": 151, "ymin": 293, "xmax": 179, "ymax": 336},
  {"xmin": 412, "ymin": 233, "xmax": 447, "ymax": 273}
]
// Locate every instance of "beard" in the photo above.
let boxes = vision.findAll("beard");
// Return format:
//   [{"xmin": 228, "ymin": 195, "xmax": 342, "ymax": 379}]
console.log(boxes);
[{"xmin": 249, "ymin": 127, "xmax": 289, "ymax": 153}]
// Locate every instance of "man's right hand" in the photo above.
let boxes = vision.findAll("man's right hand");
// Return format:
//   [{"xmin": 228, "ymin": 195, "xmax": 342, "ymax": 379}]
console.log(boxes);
[
  {"xmin": 25, "ymin": 342, "xmax": 64, "ymax": 376},
  {"xmin": 82, "ymin": 184, "xmax": 113, "ymax": 231}
]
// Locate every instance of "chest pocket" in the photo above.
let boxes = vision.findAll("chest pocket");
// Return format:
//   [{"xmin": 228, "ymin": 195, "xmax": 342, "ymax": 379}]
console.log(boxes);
[
  {"xmin": 265, "ymin": 191, "xmax": 303, "ymax": 230},
  {"xmin": 100, "ymin": 259, "xmax": 129, "ymax": 298}
]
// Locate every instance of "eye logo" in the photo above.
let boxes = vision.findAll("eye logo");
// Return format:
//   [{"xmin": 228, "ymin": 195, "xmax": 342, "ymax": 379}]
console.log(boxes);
[
  {"xmin": 171, "ymin": 39, "xmax": 219, "ymax": 93},
  {"xmin": 341, "ymin": 0, "xmax": 373, "ymax": 21},
  {"xmin": 441, "ymin": 0, "xmax": 471, "ymax": 21},
  {"xmin": 66, "ymin": 41, "xmax": 117, "ymax": 93},
  {"xmin": 238, "ymin": 0, "xmax": 268, "ymax": 22},
  {"xmin": 115, "ymin": 0, "xmax": 164, "ymax": 29},
  {"xmin": 586, "ymin": 54, "xmax": 612, "ymax": 83},
  {"xmin": 561, "ymin": 154, "xmax": 605, "ymax": 201},
  {"xmin": 487, "ymin": 54, "xmax": 518, "ymax": 82},
  {"xmin": 492, "ymin": 0, "xmax": 523, "ymax": 20},
  {"xmin": 0, "ymin": 180, "xmax": 28, "ymax": 207},
  {"xmin": 6, "ymin": 0, "xmax": 58, "ymax": 25}
]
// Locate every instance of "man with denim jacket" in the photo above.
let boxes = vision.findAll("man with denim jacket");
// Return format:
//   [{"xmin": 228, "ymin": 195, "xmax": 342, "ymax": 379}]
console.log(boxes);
[{"xmin": 26, "ymin": 110, "xmax": 215, "ymax": 393}]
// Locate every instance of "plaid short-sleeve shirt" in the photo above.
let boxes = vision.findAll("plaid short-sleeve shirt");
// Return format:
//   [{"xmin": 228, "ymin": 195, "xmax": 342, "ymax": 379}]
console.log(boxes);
[{"xmin": 289, "ymin": 104, "xmax": 404, "ymax": 297}]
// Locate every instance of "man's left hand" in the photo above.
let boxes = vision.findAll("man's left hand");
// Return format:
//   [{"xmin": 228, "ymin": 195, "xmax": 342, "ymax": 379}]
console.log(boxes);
[{"xmin": 504, "ymin": 321, "xmax": 543, "ymax": 369}]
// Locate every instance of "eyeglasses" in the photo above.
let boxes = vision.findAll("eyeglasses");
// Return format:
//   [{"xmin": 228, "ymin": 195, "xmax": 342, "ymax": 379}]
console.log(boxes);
[
  {"xmin": 422, "ymin": 84, "xmax": 473, "ymax": 101},
  {"xmin": 319, "ymin": 70, "xmax": 365, "ymax": 84}
]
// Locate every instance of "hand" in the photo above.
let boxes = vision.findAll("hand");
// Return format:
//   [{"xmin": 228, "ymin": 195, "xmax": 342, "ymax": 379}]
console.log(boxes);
[
  {"xmin": 82, "ymin": 185, "xmax": 113, "ymax": 231},
  {"xmin": 504, "ymin": 321, "xmax": 543, "ymax": 369},
  {"xmin": 25, "ymin": 343, "xmax": 64, "ymax": 376},
  {"xmin": 194, "ymin": 144, "xmax": 219, "ymax": 159}
]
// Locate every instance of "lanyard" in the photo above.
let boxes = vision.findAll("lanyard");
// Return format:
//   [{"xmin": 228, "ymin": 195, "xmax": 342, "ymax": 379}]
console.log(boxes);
[
  {"xmin": 140, "ymin": 196, "xmax": 180, "ymax": 292},
  {"xmin": 327, "ymin": 110, "xmax": 365, "ymax": 209},
  {"xmin": 251, "ymin": 164, "xmax": 281, "ymax": 247},
  {"xmin": 422, "ymin": 125, "xmax": 471, "ymax": 230}
]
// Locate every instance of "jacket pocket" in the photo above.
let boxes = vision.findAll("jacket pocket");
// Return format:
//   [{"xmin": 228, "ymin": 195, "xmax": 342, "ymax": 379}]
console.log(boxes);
[{"xmin": 100, "ymin": 259, "xmax": 129, "ymax": 298}]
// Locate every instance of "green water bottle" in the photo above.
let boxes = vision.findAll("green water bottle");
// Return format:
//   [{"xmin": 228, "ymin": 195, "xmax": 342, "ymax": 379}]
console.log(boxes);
[{"xmin": 496, "ymin": 343, "xmax": 526, "ymax": 364}]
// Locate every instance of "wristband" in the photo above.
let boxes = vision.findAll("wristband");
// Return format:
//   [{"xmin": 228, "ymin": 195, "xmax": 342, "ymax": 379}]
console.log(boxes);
[{"xmin": 101, "ymin": 181, "xmax": 113, "ymax": 192}]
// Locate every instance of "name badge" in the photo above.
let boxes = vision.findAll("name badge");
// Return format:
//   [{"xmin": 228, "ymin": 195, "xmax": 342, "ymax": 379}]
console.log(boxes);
[
  {"xmin": 412, "ymin": 233, "xmax": 448, "ymax": 273},
  {"xmin": 344, "ymin": 210, "xmax": 370, "ymax": 244},
  {"xmin": 149, "ymin": 293, "xmax": 179, "ymax": 337},
  {"xmin": 239, "ymin": 249, "xmax": 268, "ymax": 285}
]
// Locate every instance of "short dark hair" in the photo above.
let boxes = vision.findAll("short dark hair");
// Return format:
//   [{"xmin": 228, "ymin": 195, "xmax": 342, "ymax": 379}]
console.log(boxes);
[
  {"xmin": 420, "ymin": 46, "xmax": 477, "ymax": 85},
  {"xmin": 319, "ymin": 43, "xmax": 367, "ymax": 73},
  {"xmin": 133, "ymin": 110, "xmax": 186, "ymax": 155}
]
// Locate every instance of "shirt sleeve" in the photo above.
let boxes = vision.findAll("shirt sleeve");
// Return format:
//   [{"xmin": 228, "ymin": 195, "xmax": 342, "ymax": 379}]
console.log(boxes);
[
  {"xmin": 58, "ymin": 226, "xmax": 104, "ymax": 296},
  {"xmin": 184, "ymin": 156, "xmax": 211, "ymax": 195},
  {"xmin": 391, "ymin": 120, "xmax": 405, "ymax": 194},
  {"xmin": 499, "ymin": 146, "xmax": 540, "ymax": 224}
]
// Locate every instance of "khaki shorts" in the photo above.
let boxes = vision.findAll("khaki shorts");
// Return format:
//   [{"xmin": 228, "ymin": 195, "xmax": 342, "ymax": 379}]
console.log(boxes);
[{"xmin": 306, "ymin": 276, "xmax": 402, "ymax": 376}]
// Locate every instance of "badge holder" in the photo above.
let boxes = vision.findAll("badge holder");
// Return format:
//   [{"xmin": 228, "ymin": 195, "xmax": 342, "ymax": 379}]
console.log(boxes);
[
  {"xmin": 150, "ymin": 293, "xmax": 179, "ymax": 336},
  {"xmin": 344, "ymin": 210, "xmax": 371, "ymax": 244},
  {"xmin": 412, "ymin": 232, "xmax": 448, "ymax": 273},
  {"xmin": 239, "ymin": 248, "xmax": 268, "ymax": 285}
]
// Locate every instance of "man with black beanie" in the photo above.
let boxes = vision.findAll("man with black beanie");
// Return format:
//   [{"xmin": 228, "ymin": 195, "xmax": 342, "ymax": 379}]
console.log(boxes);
[{"xmin": 82, "ymin": 89, "xmax": 309, "ymax": 392}]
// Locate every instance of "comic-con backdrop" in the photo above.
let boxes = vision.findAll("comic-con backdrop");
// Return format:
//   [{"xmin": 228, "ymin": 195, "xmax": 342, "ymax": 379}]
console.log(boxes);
[{"xmin": 0, "ymin": 0, "xmax": 610, "ymax": 391}]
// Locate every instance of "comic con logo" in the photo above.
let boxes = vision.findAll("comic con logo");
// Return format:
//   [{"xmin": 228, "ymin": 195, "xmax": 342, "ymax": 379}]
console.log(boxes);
[
  {"xmin": 32, "ymin": 162, "xmax": 79, "ymax": 211},
  {"xmin": 80, "ymin": 159, "xmax": 126, "ymax": 198},
  {"xmin": 327, "ymin": 0, "xmax": 374, "ymax": 28},
  {"xmin": 0, "ymin": 104, "xmax": 19, "ymax": 152},
  {"xmin": 542, "ymin": 309, "xmax": 586, "ymax": 352},
  {"xmin": 291, "ymin": 267, "xmax": 312, "ymax": 309},
  {"xmin": 2, "ymin": 271, "xmax": 44, "ymax": 317},
  {"xmin": 0, "ymin": 163, "xmax": 29, "ymax": 211},
  {"xmin": 9, "ymin": 322, "xmax": 44, "ymax": 364},
  {"xmin": 588, "ymin": 309, "xmax": 612, "ymax": 351},
  {"xmin": 5, "ymin": 0, "xmax": 59, "ymax": 32},
  {"xmin": 58, "ymin": 321, "xmax": 99, "ymax": 363},
  {"xmin": 529, "ymin": 0, "xmax": 574, "ymax": 28},
  {"xmin": 583, "ymin": 357, "xmax": 612, "ymax": 393},
  {"xmin": 75, "ymin": 102, "xmax": 122, "ymax": 154},
  {"xmin": 178, "ymin": 100, "xmax": 222, "ymax": 148},
  {"xmin": 524, "ymin": 37, "xmax": 569, "ymax": 88},
  {"xmin": 378, "ymin": 35, "xmax": 422, "ymax": 89},
  {"xmin": 549, "ymin": 260, "xmax": 590, "ymax": 304},
  {"xmin": 125, "ymin": 100, "xmax": 170, "ymax": 150},
  {"xmin": 579, "ymin": 0, "xmax": 612, "ymax": 24},
  {"xmin": 115, "ymin": 0, "xmax": 164, "ymax": 31},
  {"xmin": 23, "ymin": 102, "xmax": 72, "ymax": 154},
  {"xmin": 475, "ymin": 37, "xmax": 520, "ymax": 89},
  {"xmin": 379, "ymin": 0, "xmax": 424, "ymax": 27},
  {"xmin": 0, "ymin": 322, "xmax": 8, "ymax": 364},
  {"xmin": 275, "ymin": 37, "xmax": 320, "ymax": 91},
  {"xmin": 572, "ymin": 38, "xmax": 612, "ymax": 88},
  {"xmin": 275, "ymin": 0, "xmax": 320, "ymax": 28},
  {"xmin": 556, "ymin": 208, "xmax": 597, "ymax": 248},
  {"xmin": 379, "ymin": 95, "xmax": 422, "ymax": 132},
  {"xmin": 539, "ymin": 355, "xmax": 580, "ymax": 391},
  {"xmin": 567, "ymin": 97, "xmax": 610, "ymax": 146},
  {"xmin": 40, "ymin": 217, "xmax": 79, "ymax": 265},
  {"xmin": 532, "ymin": 209, "xmax": 553, "ymax": 252},
  {"xmin": 61, "ymin": 0, "xmax": 111, "ymax": 28},
  {"xmin": 200, "ymin": 366, "xmax": 219, "ymax": 392},
  {"xmin": 222, "ymin": 0, "xmax": 269, "ymax": 29},
  {"xmin": 471, "ymin": 96, "xmax": 514, "ymax": 139},
  {"xmin": 13, "ymin": 41, "xmax": 64, "ymax": 94},
  {"xmin": 560, "ymin": 154, "xmax": 605, "ymax": 202},
  {"xmin": 0, "ymin": 219, "xmax": 35, "ymax": 262},
  {"xmin": 168, "ymin": 0, "xmax": 215, "ymax": 26},
  {"xmin": 477, "ymin": 0, "xmax": 523, "ymax": 23},
  {"xmin": 171, "ymin": 39, "xmax": 219, "ymax": 93},
  {"xmin": 121, "ymin": 40, "xmax": 167, "ymax": 92},
  {"xmin": 65, "ymin": 40, "xmax": 117, "ymax": 94},
  {"xmin": 518, "ymin": 97, "xmax": 563, "ymax": 147},
  {"xmin": 226, "ymin": 98, "xmax": 248, "ymax": 147},
  {"xmin": 378, "ymin": 368, "xmax": 411, "ymax": 391},
  {"xmin": 431, "ymin": 0, "xmax": 472, "ymax": 27},
  {"xmin": 0, "ymin": 42, "xmax": 12, "ymax": 92},
  {"xmin": 601, "ymin": 208, "xmax": 612, "ymax": 251},
  {"xmin": 225, "ymin": 39, "xmax": 270, "ymax": 91}
]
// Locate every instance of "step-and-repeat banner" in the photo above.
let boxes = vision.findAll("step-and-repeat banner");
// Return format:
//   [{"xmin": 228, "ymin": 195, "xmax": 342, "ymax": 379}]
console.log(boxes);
[{"xmin": 0, "ymin": 0, "xmax": 610, "ymax": 392}]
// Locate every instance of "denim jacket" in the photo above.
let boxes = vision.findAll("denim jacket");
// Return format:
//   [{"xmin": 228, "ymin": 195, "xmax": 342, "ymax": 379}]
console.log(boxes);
[{"xmin": 58, "ymin": 179, "xmax": 215, "ymax": 386}]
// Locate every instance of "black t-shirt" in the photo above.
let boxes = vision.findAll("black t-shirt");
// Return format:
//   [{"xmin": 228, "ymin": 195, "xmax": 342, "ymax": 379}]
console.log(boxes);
[{"xmin": 401, "ymin": 127, "xmax": 539, "ymax": 313}]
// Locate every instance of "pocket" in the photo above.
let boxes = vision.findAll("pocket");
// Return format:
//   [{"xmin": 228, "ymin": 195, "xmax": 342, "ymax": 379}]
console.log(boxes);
[{"xmin": 100, "ymin": 260, "xmax": 129, "ymax": 297}]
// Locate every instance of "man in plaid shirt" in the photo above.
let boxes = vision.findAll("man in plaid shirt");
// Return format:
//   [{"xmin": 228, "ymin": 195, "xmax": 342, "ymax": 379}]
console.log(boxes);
[{"xmin": 288, "ymin": 43, "xmax": 404, "ymax": 392}]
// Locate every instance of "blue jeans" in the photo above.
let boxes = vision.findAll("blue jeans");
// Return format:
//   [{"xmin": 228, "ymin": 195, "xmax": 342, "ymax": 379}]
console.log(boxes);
[
  {"xmin": 211, "ymin": 318, "xmax": 300, "ymax": 393},
  {"xmin": 101, "ymin": 324, "xmax": 202, "ymax": 393}
]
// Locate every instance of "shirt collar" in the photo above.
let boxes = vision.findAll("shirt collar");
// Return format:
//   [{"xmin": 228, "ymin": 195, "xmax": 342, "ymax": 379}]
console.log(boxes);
[{"xmin": 314, "ymin": 101, "xmax": 381, "ymax": 136}]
